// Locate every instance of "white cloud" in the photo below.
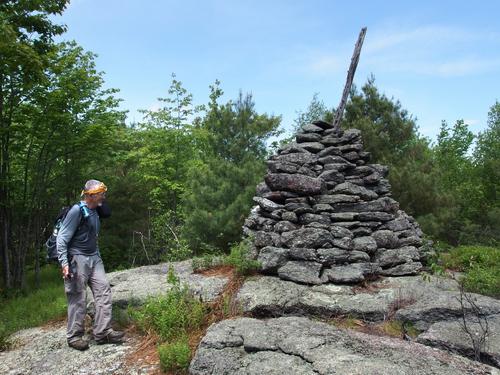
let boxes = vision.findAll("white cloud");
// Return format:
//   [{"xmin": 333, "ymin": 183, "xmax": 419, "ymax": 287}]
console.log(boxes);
[
  {"xmin": 309, "ymin": 55, "xmax": 342, "ymax": 75},
  {"xmin": 301, "ymin": 25, "xmax": 500, "ymax": 78},
  {"xmin": 147, "ymin": 102, "xmax": 161, "ymax": 112},
  {"xmin": 364, "ymin": 26, "xmax": 477, "ymax": 54},
  {"xmin": 365, "ymin": 55, "xmax": 500, "ymax": 77},
  {"xmin": 464, "ymin": 119, "xmax": 480, "ymax": 126}
]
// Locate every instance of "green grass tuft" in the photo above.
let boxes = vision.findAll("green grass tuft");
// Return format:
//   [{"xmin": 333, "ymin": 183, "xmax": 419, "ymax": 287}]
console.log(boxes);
[
  {"xmin": 440, "ymin": 245, "xmax": 500, "ymax": 297},
  {"xmin": 0, "ymin": 265, "xmax": 67, "ymax": 351},
  {"xmin": 225, "ymin": 238, "xmax": 260, "ymax": 276},
  {"xmin": 130, "ymin": 272, "xmax": 206, "ymax": 343},
  {"xmin": 158, "ymin": 335, "xmax": 191, "ymax": 373}
]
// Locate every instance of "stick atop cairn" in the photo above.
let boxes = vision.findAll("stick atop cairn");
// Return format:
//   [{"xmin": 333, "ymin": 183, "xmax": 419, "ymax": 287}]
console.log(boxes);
[{"xmin": 332, "ymin": 27, "xmax": 367, "ymax": 130}]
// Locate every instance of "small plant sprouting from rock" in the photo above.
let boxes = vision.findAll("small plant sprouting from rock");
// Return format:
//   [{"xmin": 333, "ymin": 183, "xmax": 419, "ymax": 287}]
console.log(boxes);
[
  {"xmin": 192, "ymin": 237, "xmax": 260, "ymax": 276},
  {"xmin": 225, "ymin": 237, "xmax": 260, "ymax": 276},
  {"xmin": 167, "ymin": 264, "xmax": 180, "ymax": 285},
  {"xmin": 386, "ymin": 287, "xmax": 417, "ymax": 320},
  {"xmin": 158, "ymin": 334, "xmax": 191, "ymax": 373},
  {"xmin": 130, "ymin": 267, "xmax": 206, "ymax": 372},
  {"xmin": 457, "ymin": 281, "xmax": 490, "ymax": 363}
]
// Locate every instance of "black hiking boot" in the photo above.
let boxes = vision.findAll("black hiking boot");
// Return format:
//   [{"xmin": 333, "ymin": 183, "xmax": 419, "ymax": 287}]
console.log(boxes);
[
  {"xmin": 95, "ymin": 330, "xmax": 125, "ymax": 345},
  {"xmin": 68, "ymin": 338, "xmax": 89, "ymax": 351}
]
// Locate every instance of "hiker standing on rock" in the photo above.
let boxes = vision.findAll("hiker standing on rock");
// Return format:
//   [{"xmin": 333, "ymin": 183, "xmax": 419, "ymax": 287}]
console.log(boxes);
[{"xmin": 57, "ymin": 179, "xmax": 124, "ymax": 351}]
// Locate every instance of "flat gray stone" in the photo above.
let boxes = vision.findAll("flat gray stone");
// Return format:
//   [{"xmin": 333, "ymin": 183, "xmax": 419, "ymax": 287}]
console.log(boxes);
[
  {"xmin": 353, "ymin": 236, "xmax": 378, "ymax": 253},
  {"xmin": 296, "ymin": 133, "xmax": 322, "ymax": 142},
  {"xmin": 275, "ymin": 152, "xmax": 318, "ymax": 166},
  {"xmin": 265, "ymin": 173, "xmax": 325, "ymax": 195},
  {"xmin": 317, "ymin": 146, "xmax": 341, "ymax": 158},
  {"xmin": 105, "ymin": 260, "xmax": 228, "ymax": 307},
  {"xmin": 266, "ymin": 160, "xmax": 298, "ymax": 174},
  {"xmin": 332, "ymin": 182, "xmax": 378, "ymax": 200},
  {"xmin": 281, "ymin": 227, "xmax": 333, "ymax": 248},
  {"xmin": 372, "ymin": 230, "xmax": 400, "ymax": 249},
  {"xmin": 333, "ymin": 197, "xmax": 399, "ymax": 213},
  {"xmin": 321, "ymin": 264, "xmax": 366, "ymax": 283},
  {"xmin": 190, "ymin": 317, "xmax": 499, "ymax": 375},
  {"xmin": 253, "ymin": 196, "xmax": 283, "ymax": 212},
  {"xmin": 300, "ymin": 123, "xmax": 324, "ymax": 133},
  {"xmin": 381, "ymin": 261, "xmax": 423, "ymax": 276},
  {"xmin": 395, "ymin": 289, "xmax": 500, "ymax": 331},
  {"xmin": 375, "ymin": 246, "xmax": 420, "ymax": 267},
  {"xmin": 417, "ymin": 314, "xmax": 500, "ymax": 368},
  {"xmin": 358, "ymin": 211, "xmax": 394, "ymax": 222},
  {"xmin": 316, "ymin": 194, "xmax": 360, "ymax": 204},
  {"xmin": 297, "ymin": 142, "xmax": 325, "ymax": 152},
  {"xmin": 236, "ymin": 276, "xmax": 421, "ymax": 321},
  {"xmin": 277, "ymin": 261, "xmax": 322, "ymax": 285},
  {"xmin": 0, "ymin": 326, "xmax": 149, "ymax": 375},
  {"xmin": 257, "ymin": 246, "xmax": 289, "ymax": 272}
]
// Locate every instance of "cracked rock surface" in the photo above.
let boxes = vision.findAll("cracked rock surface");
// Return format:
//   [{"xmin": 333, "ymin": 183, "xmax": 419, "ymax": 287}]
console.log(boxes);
[
  {"xmin": 417, "ymin": 314, "xmax": 500, "ymax": 368},
  {"xmin": 189, "ymin": 316, "xmax": 499, "ymax": 375},
  {"xmin": 236, "ymin": 275, "xmax": 500, "ymax": 325},
  {"xmin": 0, "ymin": 326, "xmax": 150, "ymax": 375},
  {"xmin": 234, "ymin": 274, "xmax": 500, "ymax": 367},
  {"xmin": 88, "ymin": 260, "xmax": 228, "ymax": 309}
]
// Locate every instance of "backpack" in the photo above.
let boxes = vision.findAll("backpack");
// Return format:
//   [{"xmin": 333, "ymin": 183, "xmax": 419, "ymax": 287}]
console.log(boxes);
[{"xmin": 45, "ymin": 202, "xmax": 88, "ymax": 264}]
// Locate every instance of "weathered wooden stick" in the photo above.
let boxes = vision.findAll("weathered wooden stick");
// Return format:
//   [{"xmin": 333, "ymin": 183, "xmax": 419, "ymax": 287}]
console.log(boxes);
[{"xmin": 332, "ymin": 27, "xmax": 367, "ymax": 130}]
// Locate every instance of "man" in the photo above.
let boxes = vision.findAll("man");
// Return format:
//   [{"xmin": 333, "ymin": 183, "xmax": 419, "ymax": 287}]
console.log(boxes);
[{"xmin": 57, "ymin": 179, "xmax": 124, "ymax": 351}]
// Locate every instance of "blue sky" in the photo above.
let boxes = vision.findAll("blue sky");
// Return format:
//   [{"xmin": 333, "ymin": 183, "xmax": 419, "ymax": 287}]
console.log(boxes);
[{"xmin": 56, "ymin": 0, "xmax": 500, "ymax": 141}]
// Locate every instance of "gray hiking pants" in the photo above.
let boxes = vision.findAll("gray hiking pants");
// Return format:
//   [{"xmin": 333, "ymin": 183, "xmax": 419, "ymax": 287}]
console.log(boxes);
[{"xmin": 64, "ymin": 254, "xmax": 112, "ymax": 343}]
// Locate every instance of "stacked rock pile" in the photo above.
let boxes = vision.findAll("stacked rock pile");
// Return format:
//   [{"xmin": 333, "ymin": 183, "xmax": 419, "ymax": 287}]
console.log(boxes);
[{"xmin": 243, "ymin": 120, "xmax": 429, "ymax": 285}]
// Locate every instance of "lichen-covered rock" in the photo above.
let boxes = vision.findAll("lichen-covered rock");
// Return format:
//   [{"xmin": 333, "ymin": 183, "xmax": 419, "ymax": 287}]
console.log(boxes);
[
  {"xmin": 257, "ymin": 246, "xmax": 289, "ymax": 272},
  {"xmin": 374, "ymin": 246, "xmax": 420, "ymax": 267},
  {"xmin": 281, "ymin": 227, "xmax": 333, "ymax": 248},
  {"xmin": 416, "ymin": 314, "xmax": 500, "ymax": 368},
  {"xmin": 103, "ymin": 260, "xmax": 228, "ymax": 307},
  {"xmin": 332, "ymin": 182, "xmax": 378, "ymax": 200},
  {"xmin": 265, "ymin": 173, "xmax": 326, "ymax": 195},
  {"xmin": 321, "ymin": 264, "xmax": 366, "ymax": 283},
  {"xmin": 395, "ymin": 289, "xmax": 500, "ymax": 331},
  {"xmin": 189, "ymin": 317, "xmax": 499, "ymax": 375},
  {"xmin": 0, "ymin": 326, "xmax": 153, "ymax": 375},
  {"xmin": 353, "ymin": 236, "xmax": 378, "ymax": 253},
  {"xmin": 277, "ymin": 261, "xmax": 322, "ymax": 285}
]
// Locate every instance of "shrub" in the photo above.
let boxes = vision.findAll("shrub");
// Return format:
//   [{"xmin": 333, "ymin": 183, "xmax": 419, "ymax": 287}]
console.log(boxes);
[
  {"xmin": 191, "ymin": 253, "xmax": 225, "ymax": 272},
  {"xmin": 130, "ymin": 268, "xmax": 206, "ymax": 342},
  {"xmin": 440, "ymin": 245, "xmax": 500, "ymax": 297},
  {"xmin": 158, "ymin": 335, "xmax": 191, "ymax": 373},
  {"xmin": 225, "ymin": 238, "xmax": 260, "ymax": 276}
]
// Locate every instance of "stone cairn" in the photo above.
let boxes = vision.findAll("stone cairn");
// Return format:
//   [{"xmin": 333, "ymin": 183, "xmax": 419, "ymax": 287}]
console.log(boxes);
[{"xmin": 243, "ymin": 120, "xmax": 429, "ymax": 285}]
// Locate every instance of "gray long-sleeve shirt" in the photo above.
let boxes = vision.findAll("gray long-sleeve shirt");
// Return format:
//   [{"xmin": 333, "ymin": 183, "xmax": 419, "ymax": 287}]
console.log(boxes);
[{"xmin": 56, "ymin": 202, "xmax": 100, "ymax": 267}]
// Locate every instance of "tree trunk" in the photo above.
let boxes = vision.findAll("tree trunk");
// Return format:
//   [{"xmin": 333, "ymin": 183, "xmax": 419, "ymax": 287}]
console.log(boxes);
[{"xmin": 0, "ymin": 73, "xmax": 12, "ymax": 289}]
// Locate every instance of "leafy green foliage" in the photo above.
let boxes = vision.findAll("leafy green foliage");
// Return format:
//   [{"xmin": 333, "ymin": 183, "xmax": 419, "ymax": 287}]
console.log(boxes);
[
  {"xmin": 0, "ymin": 266, "xmax": 66, "ymax": 350},
  {"xmin": 182, "ymin": 85, "xmax": 281, "ymax": 253},
  {"xmin": 225, "ymin": 238, "xmax": 260, "ymax": 276},
  {"xmin": 296, "ymin": 78, "xmax": 499, "ymax": 247},
  {"xmin": 158, "ymin": 335, "xmax": 191, "ymax": 373},
  {"xmin": 344, "ymin": 76, "xmax": 419, "ymax": 163},
  {"xmin": 440, "ymin": 246, "xmax": 500, "ymax": 297},
  {"xmin": 191, "ymin": 254, "xmax": 225, "ymax": 272},
  {"xmin": 130, "ymin": 272, "xmax": 206, "ymax": 342}
]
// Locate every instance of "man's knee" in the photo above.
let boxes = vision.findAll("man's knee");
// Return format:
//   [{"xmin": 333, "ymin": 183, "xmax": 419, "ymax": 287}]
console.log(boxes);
[{"xmin": 91, "ymin": 279, "xmax": 112, "ymax": 301}]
